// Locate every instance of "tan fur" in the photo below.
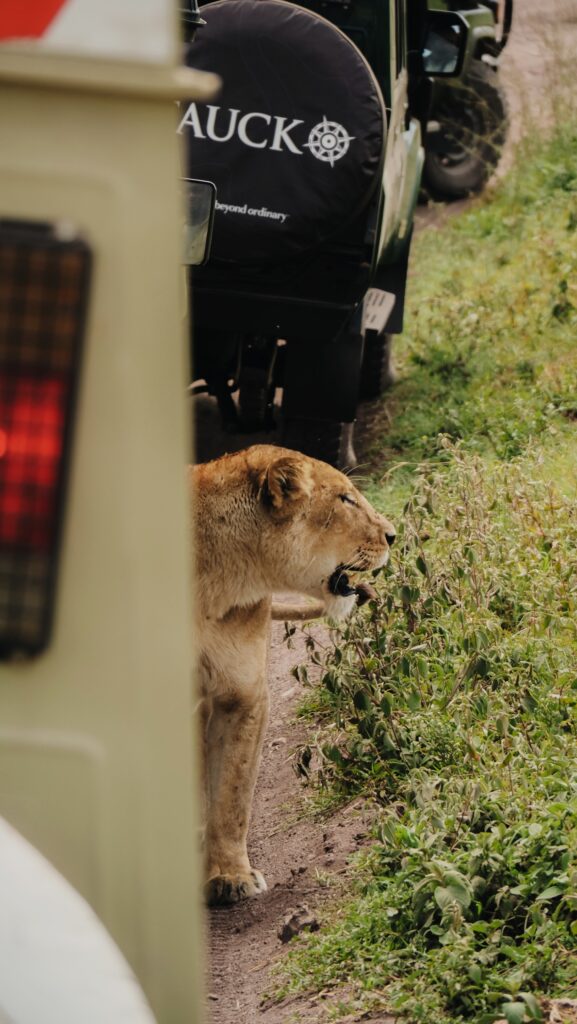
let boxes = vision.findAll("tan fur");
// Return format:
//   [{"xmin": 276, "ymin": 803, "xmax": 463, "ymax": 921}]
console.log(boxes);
[
  {"xmin": 270, "ymin": 598, "xmax": 326, "ymax": 620},
  {"xmin": 191, "ymin": 445, "xmax": 395, "ymax": 906}
]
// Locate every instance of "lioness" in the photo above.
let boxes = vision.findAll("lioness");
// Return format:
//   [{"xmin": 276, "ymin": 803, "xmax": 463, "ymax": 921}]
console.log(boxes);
[{"xmin": 192, "ymin": 445, "xmax": 395, "ymax": 906}]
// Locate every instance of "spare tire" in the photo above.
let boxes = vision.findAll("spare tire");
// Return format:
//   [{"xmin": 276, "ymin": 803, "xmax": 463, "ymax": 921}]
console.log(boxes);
[{"xmin": 183, "ymin": 0, "xmax": 386, "ymax": 265}]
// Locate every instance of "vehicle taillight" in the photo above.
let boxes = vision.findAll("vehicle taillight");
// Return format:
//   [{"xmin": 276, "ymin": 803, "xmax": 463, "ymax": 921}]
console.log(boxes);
[{"xmin": 0, "ymin": 221, "xmax": 91, "ymax": 660}]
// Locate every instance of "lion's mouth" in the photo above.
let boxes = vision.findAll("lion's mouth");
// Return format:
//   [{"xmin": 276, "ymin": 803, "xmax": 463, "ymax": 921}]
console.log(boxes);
[{"xmin": 328, "ymin": 565, "xmax": 377, "ymax": 606}]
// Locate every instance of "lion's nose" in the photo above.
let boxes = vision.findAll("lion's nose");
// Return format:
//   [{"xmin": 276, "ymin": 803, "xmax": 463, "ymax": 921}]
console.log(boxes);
[{"xmin": 382, "ymin": 520, "xmax": 396, "ymax": 547}]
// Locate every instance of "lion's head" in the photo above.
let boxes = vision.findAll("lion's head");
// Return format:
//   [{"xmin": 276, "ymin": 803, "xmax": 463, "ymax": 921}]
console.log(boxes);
[{"xmin": 248, "ymin": 446, "xmax": 395, "ymax": 618}]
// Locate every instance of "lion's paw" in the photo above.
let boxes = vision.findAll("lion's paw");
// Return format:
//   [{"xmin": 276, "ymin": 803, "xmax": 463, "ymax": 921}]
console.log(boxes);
[{"xmin": 205, "ymin": 869, "xmax": 267, "ymax": 907}]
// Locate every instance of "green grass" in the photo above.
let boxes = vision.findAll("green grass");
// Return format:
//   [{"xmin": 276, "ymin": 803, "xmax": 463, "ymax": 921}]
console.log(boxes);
[
  {"xmin": 278, "ymin": 125, "xmax": 577, "ymax": 1024},
  {"xmin": 361, "ymin": 124, "xmax": 577, "ymax": 518}
]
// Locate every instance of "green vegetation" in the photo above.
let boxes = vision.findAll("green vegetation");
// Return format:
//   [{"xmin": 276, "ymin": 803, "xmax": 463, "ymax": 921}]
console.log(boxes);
[
  {"xmin": 363, "ymin": 123, "xmax": 577, "ymax": 517},
  {"xmin": 280, "ymin": 125, "xmax": 577, "ymax": 1024}
]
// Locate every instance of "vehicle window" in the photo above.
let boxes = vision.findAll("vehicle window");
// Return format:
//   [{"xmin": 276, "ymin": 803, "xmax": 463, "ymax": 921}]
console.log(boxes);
[
  {"xmin": 284, "ymin": 0, "xmax": 390, "ymax": 108},
  {"xmin": 344, "ymin": 26, "xmax": 370, "ymax": 60}
]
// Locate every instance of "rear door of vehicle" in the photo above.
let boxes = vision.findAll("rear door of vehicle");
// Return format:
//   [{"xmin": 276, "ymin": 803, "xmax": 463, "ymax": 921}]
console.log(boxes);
[{"xmin": 378, "ymin": 0, "xmax": 424, "ymax": 264}]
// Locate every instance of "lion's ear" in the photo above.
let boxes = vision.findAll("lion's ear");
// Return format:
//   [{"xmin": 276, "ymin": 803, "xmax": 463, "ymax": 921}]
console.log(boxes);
[{"xmin": 257, "ymin": 454, "xmax": 313, "ymax": 514}]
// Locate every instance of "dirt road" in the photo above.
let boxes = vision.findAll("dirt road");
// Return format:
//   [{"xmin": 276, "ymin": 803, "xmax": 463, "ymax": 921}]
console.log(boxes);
[
  {"xmin": 206, "ymin": 623, "xmax": 378, "ymax": 1024},
  {"xmin": 199, "ymin": 6, "xmax": 576, "ymax": 1021}
]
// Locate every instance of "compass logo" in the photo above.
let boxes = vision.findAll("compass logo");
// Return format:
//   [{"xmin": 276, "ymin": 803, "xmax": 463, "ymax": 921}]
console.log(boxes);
[
  {"xmin": 304, "ymin": 117, "xmax": 355, "ymax": 167},
  {"xmin": 178, "ymin": 104, "xmax": 356, "ymax": 166}
]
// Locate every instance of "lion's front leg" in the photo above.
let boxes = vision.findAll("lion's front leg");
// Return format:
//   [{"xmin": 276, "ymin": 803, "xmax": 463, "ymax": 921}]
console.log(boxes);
[{"xmin": 204, "ymin": 683, "xmax": 269, "ymax": 906}]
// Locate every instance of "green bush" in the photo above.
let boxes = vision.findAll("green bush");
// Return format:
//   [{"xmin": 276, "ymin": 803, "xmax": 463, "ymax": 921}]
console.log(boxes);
[
  {"xmin": 287, "ymin": 452, "xmax": 577, "ymax": 1023},
  {"xmin": 279, "ymin": 125, "xmax": 577, "ymax": 1024}
]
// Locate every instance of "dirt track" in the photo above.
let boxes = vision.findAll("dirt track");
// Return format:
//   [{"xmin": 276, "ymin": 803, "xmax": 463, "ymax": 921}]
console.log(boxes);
[
  {"xmin": 206, "ymin": 623, "xmax": 380, "ymax": 1024},
  {"xmin": 198, "ymin": 5, "xmax": 577, "ymax": 1021}
]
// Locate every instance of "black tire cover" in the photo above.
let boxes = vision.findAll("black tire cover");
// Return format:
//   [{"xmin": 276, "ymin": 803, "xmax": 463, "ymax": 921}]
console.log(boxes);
[{"xmin": 183, "ymin": 0, "xmax": 386, "ymax": 264}]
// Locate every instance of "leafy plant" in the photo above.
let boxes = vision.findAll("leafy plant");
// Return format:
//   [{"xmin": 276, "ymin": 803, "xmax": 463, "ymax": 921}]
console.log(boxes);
[{"xmin": 278, "ymin": 123, "xmax": 577, "ymax": 1024}]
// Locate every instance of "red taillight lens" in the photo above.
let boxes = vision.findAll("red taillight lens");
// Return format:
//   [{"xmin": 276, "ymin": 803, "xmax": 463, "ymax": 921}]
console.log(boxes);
[
  {"xmin": 0, "ymin": 221, "xmax": 91, "ymax": 659},
  {"xmin": 0, "ymin": 376, "xmax": 66, "ymax": 550}
]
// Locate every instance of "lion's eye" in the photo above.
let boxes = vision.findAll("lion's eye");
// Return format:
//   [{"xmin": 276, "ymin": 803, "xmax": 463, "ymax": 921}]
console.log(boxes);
[{"xmin": 339, "ymin": 494, "xmax": 357, "ymax": 507}]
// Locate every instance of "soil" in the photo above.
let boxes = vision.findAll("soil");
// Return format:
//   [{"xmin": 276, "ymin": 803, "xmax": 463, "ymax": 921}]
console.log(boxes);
[
  {"xmin": 197, "ymin": 5, "xmax": 575, "ymax": 1022},
  {"xmin": 206, "ymin": 622, "xmax": 380, "ymax": 1024}
]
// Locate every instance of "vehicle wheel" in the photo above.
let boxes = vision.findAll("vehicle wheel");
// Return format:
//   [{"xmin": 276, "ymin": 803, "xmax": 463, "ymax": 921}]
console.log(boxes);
[
  {"xmin": 237, "ymin": 336, "xmax": 278, "ymax": 431},
  {"xmin": 213, "ymin": 383, "xmax": 239, "ymax": 433},
  {"xmin": 423, "ymin": 61, "xmax": 507, "ymax": 200},
  {"xmin": 238, "ymin": 370, "xmax": 275, "ymax": 432},
  {"xmin": 359, "ymin": 332, "xmax": 396, "ymax": 401},
  {"xmin": 281, "ymin": 417, "xmax": 357, "ymax": 472}
]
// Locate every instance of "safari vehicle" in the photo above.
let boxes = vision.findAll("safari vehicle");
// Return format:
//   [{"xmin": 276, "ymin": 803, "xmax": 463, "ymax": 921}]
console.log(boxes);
[
  {"xmin": 423, "ymin": 0, "xmax": 513, "ymax": 198},
  {"xmin": 0, "ymin": 2, "xmax": 216, "ymax": 1020},
  {"xmin": 183, "ymin": 0, "xmax": 470, "ymax": 468}
]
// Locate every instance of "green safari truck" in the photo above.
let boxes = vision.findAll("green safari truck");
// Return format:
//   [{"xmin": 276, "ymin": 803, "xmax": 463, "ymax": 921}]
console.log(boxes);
[{"xmin": 182, "ymin": 0, "xmax": 470, "ymax": 468}]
